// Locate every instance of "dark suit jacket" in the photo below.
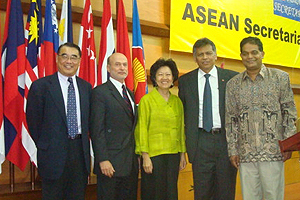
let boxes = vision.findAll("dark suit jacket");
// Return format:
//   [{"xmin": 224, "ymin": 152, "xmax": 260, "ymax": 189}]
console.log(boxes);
[
  {"xmin": 26, "ymin": 73, "xmax": 92, "ymax": 180},
  {"xmin": 178, "ymin": 67, "xmax": 238, "ymax": 163},
  {"xmin": 90, "ymin": 80, "xmax": 138, "ymax": 177}
]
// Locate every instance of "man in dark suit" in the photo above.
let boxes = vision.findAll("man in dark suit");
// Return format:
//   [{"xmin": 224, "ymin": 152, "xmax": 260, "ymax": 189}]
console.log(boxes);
[
  {"xmin": 26, "ymin": 43, "xmax": 92, "ymax": 200},
  {"xmin": 178, "ymin": 38, "xmax": 238, "ymax": 200},
  {"xmin": 90, "ymin": 52, "xmax": 138, "ymax": 200}
]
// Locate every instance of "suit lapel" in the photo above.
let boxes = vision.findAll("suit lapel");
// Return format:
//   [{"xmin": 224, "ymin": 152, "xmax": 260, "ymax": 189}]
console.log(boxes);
[
  {"xmin": 76, "ymin": 77, "xmax": 88, "ymax": 126},
  {"xmin": 107, "ymin": 80, "xmax": 133, "ymax": 118},
  {"xmin": 188, "ymin": 69, "xmax": 200, "ymax": 106},
  {"xmin": 48, "ymin": 73, "xmax": 67, "ymax": 126}
]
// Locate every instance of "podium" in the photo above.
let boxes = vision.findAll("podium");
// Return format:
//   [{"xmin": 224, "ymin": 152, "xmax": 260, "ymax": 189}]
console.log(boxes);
[{"xmin": 278, "ymin": 131, "xmax": 300, "ymax": 153}]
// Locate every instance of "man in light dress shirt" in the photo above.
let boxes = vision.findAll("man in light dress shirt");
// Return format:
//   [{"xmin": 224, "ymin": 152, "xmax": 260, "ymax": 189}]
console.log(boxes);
[
  {"xmin": 90, "ymin": 53, "xmax": 138, "ymax": 200},
  {"xmin": 178, "ymin": 38, "xmax": 238, "ymax": 200}
]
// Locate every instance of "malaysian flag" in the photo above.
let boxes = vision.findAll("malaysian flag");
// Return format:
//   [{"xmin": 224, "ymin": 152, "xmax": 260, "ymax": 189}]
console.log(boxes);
[{"xmin": 23, "ymin": 0, "xmax": 45, "ymax": 166}]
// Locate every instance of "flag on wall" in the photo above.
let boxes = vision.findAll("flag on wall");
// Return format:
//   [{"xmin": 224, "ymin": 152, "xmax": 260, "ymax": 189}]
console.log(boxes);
[
  {"xmin": 97, "ymin": 0, "xmax": 115, "ymax": 85},
  {"xmin": 44, "ymin": 0, "xmax": 59, "ymax": 76},
  {"xmin": 2, "ymin": 0, "xmax": 30, "ymax": 171},
  {"xmin": 59, "ymin": 0, "xmax": 73, "ymax": 45},
  {"xmin": 132, "ymin": 0, "xmax": 147, "ymax": 104},
  {"xmin": 0, "ymin": 10, "xmax": 4, "ymax": 174},
  {"xmin": 117, "ymin": 0, "xmax": 133, "ymax": 91},
  {"xmin": 23, "ymin": 0, "xmax": 45, "ymax": 166},
  {"xmin": 78, "ymin": 0, "xmax": 97, "ymax": 87}
]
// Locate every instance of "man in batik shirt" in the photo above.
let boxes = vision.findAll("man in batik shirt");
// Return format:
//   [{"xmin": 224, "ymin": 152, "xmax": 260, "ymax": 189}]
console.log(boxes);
[{"xmin": 225, "ymin": 36, "xmax": 297, "ymax": 200}]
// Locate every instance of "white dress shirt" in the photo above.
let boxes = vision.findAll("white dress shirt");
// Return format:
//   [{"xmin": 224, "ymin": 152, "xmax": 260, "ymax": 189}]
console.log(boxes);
[
  {"xmin": 109, "ymin": 77, "xmax": 135, "ymax": 113},
  {"xmin": 58, "ymin": 72, "xmax": 82, "ymax": 134},
  {"xmin": 198, "ymin": 66, "xmax": 221, "ymax": 128}
]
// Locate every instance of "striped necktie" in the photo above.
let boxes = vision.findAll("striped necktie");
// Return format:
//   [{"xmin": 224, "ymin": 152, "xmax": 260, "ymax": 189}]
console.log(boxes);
[{"xmin": 122, "ymin": 85, "xmax": 133, "ymax": 117}]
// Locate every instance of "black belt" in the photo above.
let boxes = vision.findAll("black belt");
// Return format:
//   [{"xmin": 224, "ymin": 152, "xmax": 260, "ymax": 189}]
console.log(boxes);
[
  {"xmin": 199, "ymin": 128, "xmax": 221, "ymax": 134},
  {"xmin": 68, "ymin": 134, "xmax": 82, "ymax": 140}
]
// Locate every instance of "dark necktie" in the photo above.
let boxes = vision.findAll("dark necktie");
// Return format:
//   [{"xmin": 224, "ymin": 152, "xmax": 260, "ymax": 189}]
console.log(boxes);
[
  {"xmin": 67, "ymin": 77, "xmax": 78, "ymax": 139},
  {"xmin": 203, "ymin": 74, "xmax": 213, "ymax": 132},
  {"xmin": 122, "ymin": 85, "xmax": 133, "ymax": 117}
]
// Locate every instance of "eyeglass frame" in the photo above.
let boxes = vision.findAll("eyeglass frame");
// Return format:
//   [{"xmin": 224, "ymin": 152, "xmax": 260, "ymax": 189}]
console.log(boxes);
[{"xmin": 58, "ymin": 53, "xmax": 81, "ymax": 63}]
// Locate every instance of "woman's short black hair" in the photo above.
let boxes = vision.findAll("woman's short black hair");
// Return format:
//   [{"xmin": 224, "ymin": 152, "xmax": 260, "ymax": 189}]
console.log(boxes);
[{"xmin": 150, "ymin": 58, "xmax": 179, "ymax": 88}]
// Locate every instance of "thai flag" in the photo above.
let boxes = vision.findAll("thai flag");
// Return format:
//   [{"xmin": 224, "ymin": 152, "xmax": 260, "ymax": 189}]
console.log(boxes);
[
  {"xmin": 59, "ymin": 0, "xmax": 73, "ymax": 45},
  {"xmin": 132, "ymin": 0, "xmax": 147, "ymax": 104},
  {"xmin": 2, "ymin": 0, "xmax": 30, "ymax": 171},
  {"xmin": 44, "ymin": 0, "xmax": 59, "ymax": 76},
  {"xmin": 97, "ymin": 0, "xmax": 115, "ymax": 85},
  {"xmin": 0, "ymin": 10, "xmax": 4, "ymax": 174},
  {"xmin": 78, "ymin": 0, "xmax": 97, "ymax": 87},
  {"xmin": 117, "ymin": 0, "xmax": 134, "ymax": 91}
]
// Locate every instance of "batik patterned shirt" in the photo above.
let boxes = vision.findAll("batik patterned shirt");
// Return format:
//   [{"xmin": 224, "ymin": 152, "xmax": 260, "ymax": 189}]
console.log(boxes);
[{"xmin": 225, "ymin": 65, "xmax": 297, "ymax": 163}]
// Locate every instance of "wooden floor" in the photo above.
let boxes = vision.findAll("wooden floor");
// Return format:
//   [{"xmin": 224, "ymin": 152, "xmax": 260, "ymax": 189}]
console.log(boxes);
[{"xmin": 235, "ymin": 182, "xmax": 300, "ymax": 200}]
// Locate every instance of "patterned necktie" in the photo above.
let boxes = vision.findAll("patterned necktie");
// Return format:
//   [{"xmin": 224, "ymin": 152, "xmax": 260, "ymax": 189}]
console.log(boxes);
[
  {"xmin": 122, "ymin": 85, "xmax": 133, "ymax": 117},
  {"xmin": 203, "ymin": 74, "xmax": 213, "ymax": 132},
  {"xmin": 67, "ymin": 77, "xmax": 78, "ymax": 139}
]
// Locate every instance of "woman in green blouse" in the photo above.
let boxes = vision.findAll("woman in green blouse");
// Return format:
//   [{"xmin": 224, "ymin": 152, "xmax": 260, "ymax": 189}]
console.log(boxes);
[{"xmin": 135, "ymin": 58, "xmax": 186, "ymax": 200}]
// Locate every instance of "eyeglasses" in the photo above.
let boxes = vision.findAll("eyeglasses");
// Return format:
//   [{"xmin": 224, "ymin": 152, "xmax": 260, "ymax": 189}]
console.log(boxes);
[{"xmin": 58, "ymin": 54, "xmax": 80, "ymax": 63}]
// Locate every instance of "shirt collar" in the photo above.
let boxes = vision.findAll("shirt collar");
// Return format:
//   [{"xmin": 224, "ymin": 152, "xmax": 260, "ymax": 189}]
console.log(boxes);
[
  {"xmin": 198, "ymin": 65, "xmax": 217, "ymax": 78},
  {"xmin": 242, "ymin": 64, "xmax": 266, "ymax": 80},
  {"xmin": 57, "ymin": 71, "xmax": 76, "ymax": 83},
  {"xmin": 109, "ymin": 77, "xmax": 125, "ymax": 89}
]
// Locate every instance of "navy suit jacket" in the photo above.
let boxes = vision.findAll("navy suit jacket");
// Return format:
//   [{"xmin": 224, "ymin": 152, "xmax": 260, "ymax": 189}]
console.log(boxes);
[
  {"xmin": 178, "ymin": 67, "xmax": 238, "ymax": 163},
  {"xmin": 90, "ymin": 80, "xmax": 138, "ymax": 177},
  {"xmin": 26, "ymin": 73, "xmax": 92, "ymax": 180}
]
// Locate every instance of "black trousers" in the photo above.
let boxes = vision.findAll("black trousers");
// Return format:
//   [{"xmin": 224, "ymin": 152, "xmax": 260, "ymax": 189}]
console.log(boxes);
[
  {"xmin": 192, "ymin": 129, "xmax": 237, "ymax": 200},
  {"xmin": 96, "ymin": 162, "xmax": 138, "ymax": 200},
  {"xmin": 141, "ymin": 153, "xmax": 180, "ymax": 200},
  {"xmin": 42, "ymin": 138, "xmax": 88, "ymax": 200}
]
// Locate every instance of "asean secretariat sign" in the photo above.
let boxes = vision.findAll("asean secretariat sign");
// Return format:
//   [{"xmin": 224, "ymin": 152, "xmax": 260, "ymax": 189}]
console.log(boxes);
[{"xmin": 170, "ymin": 0, "xmax": 300, "ymax": 68}]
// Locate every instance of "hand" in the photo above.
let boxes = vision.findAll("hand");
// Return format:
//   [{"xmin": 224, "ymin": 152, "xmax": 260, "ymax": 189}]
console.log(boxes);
[
  {"xmin": 142, "ymin": 152, "xmax": 153, "ymax": 174},
  {"xmin": 179, "ymin": 153, "xmax": 187, "ymax": 171},
  {"xmin": 230, "ymin": 155, "xmax": 240, "ymax": 169},
  {"xmin": 282, "ymin": 151, "xmax": 292, "ymax": 162},
  {"xmin": 99, "ymin": 160, "xmax": 115, "ymax": 178}
]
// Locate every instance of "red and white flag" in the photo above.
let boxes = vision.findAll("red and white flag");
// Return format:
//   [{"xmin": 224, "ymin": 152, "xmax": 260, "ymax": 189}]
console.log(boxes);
[
  {"xmin": 78, "ymin": 0, "xmax": 97, "ymax": 87},
  {"xmin": 117, "ymin": 0, "xmax": 133, "ymax": 91},
  {"xmin": 97, "ymin": 0, "xmax": 115, "ymax": 85}
]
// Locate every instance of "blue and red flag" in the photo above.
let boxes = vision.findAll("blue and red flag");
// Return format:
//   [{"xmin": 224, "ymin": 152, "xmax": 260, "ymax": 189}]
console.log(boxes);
[
  {"xmin": 44, "ymin": 0, "xmax": 59, "ymax": 76},
  {"xmin": 0, "ymin": 8, "xmax": 4, "ymax": 174},
  {"xmin": 2, "ymin": 0, "xmax": 30, "ymax": 171},
  {"xmin": 97, "ymin": 0, "xmax": 115, "ymax": 85},
  {"xmin": 59, "ymin": 0, "xmax": 73, "ymax": 45},
  {"xmin": 117, "ymin": 0, "xmax": 134, "ymax": 91},
  {"xmin": 132, "ymin": 0, "xmax": 147, "ymax": 104}
]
